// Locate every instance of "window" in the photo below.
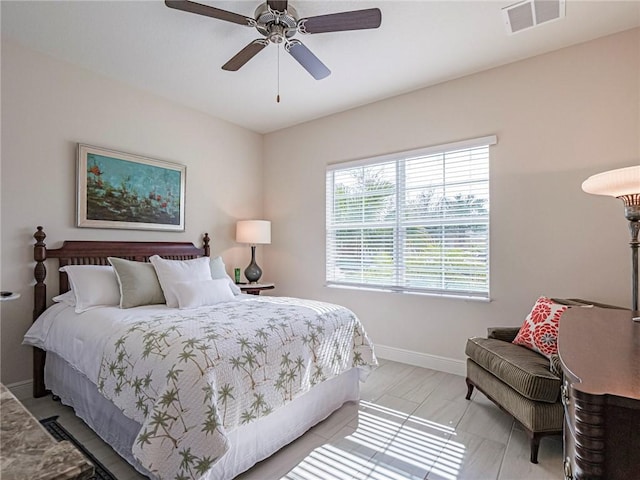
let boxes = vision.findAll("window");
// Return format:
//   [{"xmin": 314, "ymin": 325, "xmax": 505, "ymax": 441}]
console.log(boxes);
[{"xmin": 326, "ymin": 136, "xmax": 495, "ymax": 299}]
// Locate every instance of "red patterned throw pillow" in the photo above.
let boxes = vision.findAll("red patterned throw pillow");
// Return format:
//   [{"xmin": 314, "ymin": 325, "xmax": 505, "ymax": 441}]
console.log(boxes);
[{"xmin": 512, "ymin": 296, "xmax": 569, "ymax": 358}]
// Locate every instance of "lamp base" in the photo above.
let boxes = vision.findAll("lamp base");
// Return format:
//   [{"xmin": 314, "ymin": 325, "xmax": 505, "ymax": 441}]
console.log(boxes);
[{"xmin": 244, "ymin": 245, "xmax": 263, "ymax": 284}]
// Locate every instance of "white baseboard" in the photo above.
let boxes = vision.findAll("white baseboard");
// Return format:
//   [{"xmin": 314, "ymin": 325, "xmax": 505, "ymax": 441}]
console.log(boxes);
[
  {"xmin": 375, "ymin": 344, "xmax": 466, "ymax": 377},
  {"xmin": 5, "ymin": 380, "xmax": 33, "ymax": 401}
]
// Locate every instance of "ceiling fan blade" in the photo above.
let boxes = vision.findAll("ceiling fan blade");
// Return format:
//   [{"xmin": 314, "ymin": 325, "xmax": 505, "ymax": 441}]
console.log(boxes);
[
  {"xmin": 165, "ymin": 0, "xmax": 253, "ymax": 26},
  {"xmin": 267, "ymin": 0, "xmax": 288, "ymax": 12},
  {"xmin": 222, "ymin": 40, "xmax": 269, "ymax": 71},
  {"xmin": 298, "ymin": 8, "xmax": 382, "ymax": 34},
  {"xmin": 286, "ymin": 40, "xmax": 331, "ymax": 80}
]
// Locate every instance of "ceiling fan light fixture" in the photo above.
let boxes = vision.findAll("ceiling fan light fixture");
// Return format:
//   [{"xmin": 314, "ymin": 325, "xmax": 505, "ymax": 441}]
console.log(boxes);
[{"xmin": 268, "ymin": 24, "xmax": 286, "ymax": 44}]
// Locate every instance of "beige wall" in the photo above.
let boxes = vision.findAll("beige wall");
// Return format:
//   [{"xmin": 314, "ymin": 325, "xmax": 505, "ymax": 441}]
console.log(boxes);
[
  {"xmin": 0, "ymin": 41, "xmax": 263, "ymax": 385},
  {"xmin": 262, "ymin": 29, "xmax": 640, "ymax": 372},
  {"xmin": 2, "ymin": 28, "xmax": 638, "ymax": 385}
]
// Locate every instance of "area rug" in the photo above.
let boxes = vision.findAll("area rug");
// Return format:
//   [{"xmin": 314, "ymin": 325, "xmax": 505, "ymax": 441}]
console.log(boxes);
[{"xmin": 39, "ymin": 416, "xmax": 117, "ymax": 480}]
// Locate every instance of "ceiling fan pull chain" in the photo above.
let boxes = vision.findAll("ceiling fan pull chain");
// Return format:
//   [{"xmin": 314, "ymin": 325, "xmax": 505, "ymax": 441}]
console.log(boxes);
[{"xmin": 277, "ymin": 44, "xmax": 281, "ymax": 103}]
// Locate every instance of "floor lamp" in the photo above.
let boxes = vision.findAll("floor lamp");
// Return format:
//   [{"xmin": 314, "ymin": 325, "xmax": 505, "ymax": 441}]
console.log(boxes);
[{"xmin": 582, "ymin": 165, "xmax": 640, "ymax": 315}]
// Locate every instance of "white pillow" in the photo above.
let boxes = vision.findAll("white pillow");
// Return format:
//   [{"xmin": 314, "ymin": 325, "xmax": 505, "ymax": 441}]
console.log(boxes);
[
  {"xmin": 210, "ymin": 255, "xmax": 227, "ymax": 278},
  {"xmin": 60, "ymin": 265, "xmax": 120, "ymax": 313},
  {"xmin": 173, "ymin": 278, "xmax": 235, "ymax": 309},
  {"xmin": 149, "ymin": 255, "xmax": 213, "ymax": 308},
  {"xmin": 210, "ymin": 256, "xmax": 241, "ymax": 295},
  {"xmin": 52, "ymin": 290, "xmax": 76, "ymax": 306}
]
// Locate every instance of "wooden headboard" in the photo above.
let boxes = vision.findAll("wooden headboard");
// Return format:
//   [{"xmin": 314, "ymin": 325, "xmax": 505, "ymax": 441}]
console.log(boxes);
[{"xmin": 32, "ymin": 226, "xmax": 210, "ymax": 397}]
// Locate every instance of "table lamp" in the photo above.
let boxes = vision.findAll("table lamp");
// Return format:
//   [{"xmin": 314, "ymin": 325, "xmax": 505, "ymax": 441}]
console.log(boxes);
[{"xmin": 236, "ymin": 220, "xmax": 271, "ymax": 283}]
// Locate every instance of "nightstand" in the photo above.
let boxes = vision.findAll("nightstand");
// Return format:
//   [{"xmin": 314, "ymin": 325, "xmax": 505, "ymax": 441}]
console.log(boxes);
[{"xmin": 238, "ymin": 282, "xmax": 275, "ymax": 295}]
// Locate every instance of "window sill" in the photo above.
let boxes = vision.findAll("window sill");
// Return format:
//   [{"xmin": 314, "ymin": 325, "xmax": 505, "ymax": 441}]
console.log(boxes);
[{"xmin": 324, "ymin": 283, "xmax": 491, "ymax": 302}]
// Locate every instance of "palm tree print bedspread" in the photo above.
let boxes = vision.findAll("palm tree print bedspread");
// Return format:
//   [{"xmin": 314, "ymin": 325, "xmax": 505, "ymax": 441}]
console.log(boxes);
[{"xmin": 96, "ymin": 296, "xmax": 377, "ymax": 480}]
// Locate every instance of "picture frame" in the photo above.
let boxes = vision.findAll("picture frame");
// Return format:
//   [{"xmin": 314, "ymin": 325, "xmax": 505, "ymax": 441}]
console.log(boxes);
[{"xmin": 77, "ymin": 144, "xmax": 186, "ymax": 231}]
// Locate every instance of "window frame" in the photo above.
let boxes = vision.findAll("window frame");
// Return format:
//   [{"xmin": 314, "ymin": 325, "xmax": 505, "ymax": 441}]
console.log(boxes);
[{"xmin": 325, "ymin": 135, "xmax": 496, "ymax": 300}]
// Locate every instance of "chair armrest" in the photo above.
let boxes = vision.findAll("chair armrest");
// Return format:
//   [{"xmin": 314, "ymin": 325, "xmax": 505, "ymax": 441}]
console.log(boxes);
[
  {"xmin": 549, "ymin": 354, "xmax": 563, "ymax": 378},
  {"xmin": 564, "ymin": 298, "xmax": 627, "ymax": 310},
  {"xmin": 487, "ymin": 327, "xmax": 520, "ymax": 342}
]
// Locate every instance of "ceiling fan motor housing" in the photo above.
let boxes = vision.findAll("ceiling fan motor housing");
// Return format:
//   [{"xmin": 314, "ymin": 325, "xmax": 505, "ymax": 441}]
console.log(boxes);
[{"xmin": 254, "ymin": 3, "xmax": 298, "ymax": 44}]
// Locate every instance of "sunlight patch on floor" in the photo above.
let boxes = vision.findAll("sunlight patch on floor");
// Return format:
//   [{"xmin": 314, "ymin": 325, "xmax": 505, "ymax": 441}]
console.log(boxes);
[
  {"xmin": 283, "ymin": 400, "xmax": 465, "ymax": 479},
  {"xmin": 428, "ymin": 438, "xmax": 467, "ymax": 480}
]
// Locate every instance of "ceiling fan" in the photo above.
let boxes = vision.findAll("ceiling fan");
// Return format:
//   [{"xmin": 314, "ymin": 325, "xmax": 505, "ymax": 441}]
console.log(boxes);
[{"xmin": 165, "ymin": 0, "xmax": 382, "ymax": 80}]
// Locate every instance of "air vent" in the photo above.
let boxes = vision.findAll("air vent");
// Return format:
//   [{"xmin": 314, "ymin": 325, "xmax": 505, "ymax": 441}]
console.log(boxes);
[{"xmin": 502, "ymin": 0, "xmax": 565, "ymax": 35}]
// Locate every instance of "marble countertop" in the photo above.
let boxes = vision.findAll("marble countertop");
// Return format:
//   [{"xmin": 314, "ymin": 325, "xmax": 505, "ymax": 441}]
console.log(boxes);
[{"xmin": 0, "ymin": 384, "xmax": 94, "ymax": 480}]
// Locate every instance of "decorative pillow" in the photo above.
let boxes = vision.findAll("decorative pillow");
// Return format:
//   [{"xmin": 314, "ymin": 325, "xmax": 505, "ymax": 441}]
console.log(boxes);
[
  {"xmin": 173, "ymin": 278, "xmax": 235, "ymax": 309},
  {"xmin": 210, "ymin": 256, "xmax": 242, "ymax": 295},
  {"xmin": 513, "ymin": 296, "xmax": 569, "ymax": 358},
  {"xmin": 108, "ymin": 257, "xmax": 166, "ymax": 308},
  {"xmin": 149, "ymin": 255, "xmax": 212, "ymax": 308},
  {"xmin": 60, "ymin": 265, "xmax": 121, "ymax": 313},
  {"xmin": 52, "ymin": 290, "xmax": 76, "ymax": 306}
]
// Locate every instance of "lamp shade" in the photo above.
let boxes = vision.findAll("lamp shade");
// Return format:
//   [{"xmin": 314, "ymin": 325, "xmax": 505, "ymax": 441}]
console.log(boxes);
[
  {"xmin": 236, "ymin": 220, "xmax": 271, "ymax": 245},
  {"xmin": 582, "ymin": 165, "xmax": 640, "ymax": 198}
]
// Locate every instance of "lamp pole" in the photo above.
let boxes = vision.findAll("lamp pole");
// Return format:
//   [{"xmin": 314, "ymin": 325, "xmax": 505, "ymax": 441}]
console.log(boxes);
[{"xmin": 622, "ymin": 194, "xmax": 640, "ymax": 312}]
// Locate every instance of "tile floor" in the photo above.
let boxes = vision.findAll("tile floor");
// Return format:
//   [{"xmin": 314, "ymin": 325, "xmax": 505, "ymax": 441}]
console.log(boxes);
[{"xmin": 21, "ymin": 359, "xmax": 563, "ymax": 480}]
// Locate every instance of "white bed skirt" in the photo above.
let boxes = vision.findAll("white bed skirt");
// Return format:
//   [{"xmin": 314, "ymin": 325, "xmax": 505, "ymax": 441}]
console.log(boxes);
[{"xmin": 44, "ymin": 353, "xmax": 360, "ymax": 479}]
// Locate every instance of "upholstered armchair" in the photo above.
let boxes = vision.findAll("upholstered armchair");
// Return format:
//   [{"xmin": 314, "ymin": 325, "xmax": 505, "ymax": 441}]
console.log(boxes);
[
  {"xmin": 464, "ymin": 298, "xmax": 623, "ymax": 463},
  {"xmin": 465, "ymin": 325, "xmax": 562, "ymax": 463}
]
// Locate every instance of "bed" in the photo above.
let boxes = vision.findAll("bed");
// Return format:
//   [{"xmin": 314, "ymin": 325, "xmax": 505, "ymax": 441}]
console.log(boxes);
[{"xmin": 25, "ymin": 226, "xmax": 377, "ymax": 480}]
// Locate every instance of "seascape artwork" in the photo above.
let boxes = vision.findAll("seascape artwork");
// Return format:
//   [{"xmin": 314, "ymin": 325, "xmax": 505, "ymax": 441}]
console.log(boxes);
[{"xmin": 78, "ymin": 145, "xmax": 185, "ymax": 231}]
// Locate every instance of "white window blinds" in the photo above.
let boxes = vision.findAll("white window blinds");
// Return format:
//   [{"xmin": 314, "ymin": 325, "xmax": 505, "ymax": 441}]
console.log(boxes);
[{"xmin": 326, "ymin": 136, "xmax": 495, "ymax": 299}]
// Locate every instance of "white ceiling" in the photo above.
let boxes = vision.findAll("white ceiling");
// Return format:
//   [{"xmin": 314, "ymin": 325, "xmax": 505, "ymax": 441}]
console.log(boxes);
[{"xmin": 2, "ymin": 1, "xmax": 639, "ymax": 134}]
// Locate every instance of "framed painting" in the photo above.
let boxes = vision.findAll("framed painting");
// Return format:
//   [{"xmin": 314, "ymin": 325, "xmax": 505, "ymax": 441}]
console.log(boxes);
[{"xmin": 77, "ymin": 144, "xmax": 186, "ymax": 231}]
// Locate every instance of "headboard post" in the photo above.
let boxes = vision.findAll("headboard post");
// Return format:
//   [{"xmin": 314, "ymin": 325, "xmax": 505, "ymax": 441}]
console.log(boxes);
[
  {"xmin": 33, "ymin": 226, "xmax": 48, "ymax": 398},
  {"xmin": 33, "ymin": 226, "xmax": 48, "ymax": 320},
  {"xmin": 203, "ymin": 233, "xmax": 210, "ymax": 257}
]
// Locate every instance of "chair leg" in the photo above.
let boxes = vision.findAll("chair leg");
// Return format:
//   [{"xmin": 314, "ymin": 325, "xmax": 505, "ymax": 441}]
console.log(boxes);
[
  {"xmin": 465, "ymin": 375, "xmax": 555, "ymax": 464},
  {"xmin": 465, "ymin": 378, "xmax": 474, "ymax": 400},
  {"xmin": 529, "ymin": 433, "xmax": 541, "ymax": 464}
]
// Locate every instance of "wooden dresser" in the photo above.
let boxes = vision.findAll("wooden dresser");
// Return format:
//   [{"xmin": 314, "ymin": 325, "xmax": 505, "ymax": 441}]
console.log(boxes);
[{"xmin": 558, "ymin": 307, "xmax": 640, "ymax": 480}]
